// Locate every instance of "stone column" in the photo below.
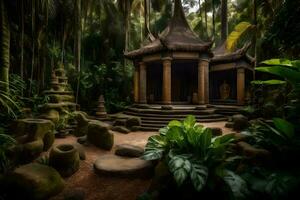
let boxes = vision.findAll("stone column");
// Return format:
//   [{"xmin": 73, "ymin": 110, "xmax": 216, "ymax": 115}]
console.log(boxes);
[
  {"xmin": 237, "ymin": 68, "xmax": 245, "ymax": 105},
  {"xmin": 162, "ymin": 57, "xmax": 172, "ymax": 104},
  {"xmin": 198, "ymin": 58, "xmax": 210, "ymax": 104},
  {"xmin": 139, "ymin": 62, "xmax": 147, "ymax": 104},
  {"xmin": 133, "ymin": 65, "xmax": 139, "ymax": 103}
]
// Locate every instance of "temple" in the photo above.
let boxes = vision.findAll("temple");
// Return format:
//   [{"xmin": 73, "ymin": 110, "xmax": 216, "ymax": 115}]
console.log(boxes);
[{"xmin": 125, "ymin": 0, "xmax": 254, "ymax": 106}]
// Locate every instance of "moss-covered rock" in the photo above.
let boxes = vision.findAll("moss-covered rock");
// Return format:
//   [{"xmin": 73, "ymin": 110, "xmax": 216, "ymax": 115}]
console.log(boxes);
[
  {"xmin": 87, "ymin": 121, "xmax": 114, "ymax": 150},
  {"xmin": 125, "ymin": 117, "xmax": 141, "ymax": 129},
  {"xmin": 73, "ymin": 111, "xmax": 89, "ymax": 137},
  {"xmin": 21, "ymin": 139, "xmax": 44, "ymax": 162},
  {"xmin": 4, "ymin": 163, "xmax": 65, "ymax": 200},
  {"xmin": 49, "ymin": 144, "xmax": 80, "ymax": 177},
  {"xmin": 232, "ymin": 114, "xmax": 249, "ymax": 131},
  {"xmin": 111, "ymin": 126, "xmax": 130, "ymax": 134},
  {"xmin": 113, "ymin": 119, "xmax": 126, "ymax": 126}
]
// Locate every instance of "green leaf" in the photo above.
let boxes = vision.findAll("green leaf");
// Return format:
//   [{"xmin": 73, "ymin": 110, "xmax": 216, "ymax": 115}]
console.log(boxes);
[
  {"xmin": 272, "ymin": 118, "xmax": 294, "ymax": 139},
  {"xmin": 226, "ymin": 22, "xmax": 254, "ymax": 52},
  {"xmin": 212, "ymin": 133, "xmax": 236, "ymax": 147},
  {"xmin": 251, "ymin": 80, "xmax": 286, "ymax": 85},
  {"xmin": 143, "ymin": 135, "xmax": 167, "ymax": 160},
  {"xmin": 168, "ymin": 154, "xmax": 192, "ymax": 186},
  {"xmin": 183, "ymin": 115, "xmax": 196, "ymax": 130},
  {"xmin": 168, "ymin": 120, "xmax": 182, "ymax": 128},
  {"xmin": 198, "ymin": 128, "xmax": 212, "ymax": 157},
  {"xmin": 256, "ymin": 66, "xmax": 300, "ymax": 84},
  {"xmin": 190, "ymin": 160, "xmax": 208, "ymax": 192},
  {"xmin": 261, "ymin": 59, "xmax": 293, "ymax": 67},
  {"xmin": 159, "ymin": 127, "xmax": 168, "ymax": 136},
  {"xmin": 222, "ymin": 170, "xmax": 250, "ymax": 199}
]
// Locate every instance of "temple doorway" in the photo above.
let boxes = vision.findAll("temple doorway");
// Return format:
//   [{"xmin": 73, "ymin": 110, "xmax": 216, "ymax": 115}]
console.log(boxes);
[{"xmin": 171, "ymin": 60, "xmax": 197, "ymax": 103}]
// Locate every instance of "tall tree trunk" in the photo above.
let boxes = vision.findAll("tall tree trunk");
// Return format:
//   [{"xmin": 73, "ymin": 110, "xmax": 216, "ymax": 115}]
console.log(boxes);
[
  {"xmin": 29, "ymin": 0, "xmax": 36, "ymax": 96},
  {"xmin": 144, "ymin": 0, "xmax": 149, "ymax": 36},
  {"xmin": 221, "ymin": 0, "xmax": 228, "ymax": 43},
  {"xmin": 0, "ymin": 0, "xmax": 10, "ymax": 93},
  {"xmin": 252, "ymin": 0, "xmax": 257, "ymax": 65},
  {"xmin": 75, "ymin": 0, "xmax": 81, "ymax": 104},
  {"xmin": 204, "ymin": 0, "xmax": 208, "ymax": 36},
  {"xmin": 198, "ymin": 0, "xmax": 203, "ymax": 36},
  {"xmin": 20, "ymin": 0, "xmax": 24, "ymax": 92},
  {"xmin": 124, "ymin": 0, "xmax": 131, "ymax": 52},
  {"xmin": 212, "ymin": 0, "xmax": 215, "ymax": 38}
]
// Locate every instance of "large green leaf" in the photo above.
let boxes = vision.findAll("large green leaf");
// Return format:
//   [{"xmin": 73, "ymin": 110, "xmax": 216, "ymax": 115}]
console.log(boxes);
[
  {"xmin": 261, "ymin": 59, "xmax": 294, "ymax": 67},
  {"xmin": 143, "ymin": 135, "xmax": 167, "ymax": 160},
  {"xmin": 198, "ymin": 128, "xmax": 212, "ymax": 157},
  {"xmin": 168, "ymin": 120, "xmax": 182, "ymax": 128},
  {"xmin": 222, "ymin": 170, "xmax": 250, "ymax": 199},
  {"xmin": 272, "ymin": 118, "xmax": 294, "ymax": 139},
  {"xmin": 225, "ymin": 22, "xmax": 254, "ymax": 52},
  {"xmin": 168, "ymin": 153, "xmax": 192, "ymax": 186},
  {"xmin": 256, "ymin": 66, "xmax": 300, "ymax": 84},
  {"xmin": 190, "ymin": 159, "xmax": 208, "ymax": 192},
  {"xmin": 159, "ymin": 127, "xmax": 168, "ymax": 136},
  {"xmin": 183, "ymin": 115, "xmax": 196, "ymax": 130},
  {"xmin": 251, "ymin": 80, "xmax": 286, "ymax": 85},
  {"xmin": 166, "ymin": 126, "xmax": 184, "ymax": 144}
]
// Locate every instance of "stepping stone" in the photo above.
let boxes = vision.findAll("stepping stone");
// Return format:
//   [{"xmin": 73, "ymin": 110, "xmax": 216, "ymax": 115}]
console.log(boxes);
[
  {"xmin": 94, "ymin": 155, "xmax": 153, "ymax": 179},
  {"xmin": 115, "ymin": 144, "xmax": 144, "ymax": 157},
  {"xmin": 209, "ymin": 127, "xmax": 223, "ymax": 136}
]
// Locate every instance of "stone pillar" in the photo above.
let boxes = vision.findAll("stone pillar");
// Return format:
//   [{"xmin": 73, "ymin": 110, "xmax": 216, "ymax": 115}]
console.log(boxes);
[
  {"xmin": 198, "ymin": 58, "xmax": 210, "ymax": 104},
  {"xmin": 139, "ymin": 62, "xmax": 147, "ymax": 104},
  {"xmin": 133, "ymin": 65, "xmax": 139, "ymax": 103},
  {"xmin": 162, "ymin": 57, "xmax": 172, "ymax": 104},
  {"xmin": 237, "ymin": 68, "xmax": 245, "ymax": 105}
]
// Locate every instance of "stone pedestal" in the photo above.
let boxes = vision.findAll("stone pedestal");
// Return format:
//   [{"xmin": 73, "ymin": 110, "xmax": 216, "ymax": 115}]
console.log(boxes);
[
  {"xmin": 162, "ymin": 58, "xmax": 172, "ymax": 104},
  {"xmin": 198, "ymin": 59, "xmax": 210, "ymax": 104}
]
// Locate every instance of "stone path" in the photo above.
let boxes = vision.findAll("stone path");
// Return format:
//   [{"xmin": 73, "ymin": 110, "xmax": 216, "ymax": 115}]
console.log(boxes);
[{"xmin": 50, "ymin": 121, "xmax": 232, "ymax": 200}]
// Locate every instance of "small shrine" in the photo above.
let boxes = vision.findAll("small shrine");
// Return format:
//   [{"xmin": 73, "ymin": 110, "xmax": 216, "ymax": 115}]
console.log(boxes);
[
  {"xmin": 95, "ymin": 95, "xmax": 107, "ymax": 120},
  {"xmin": 124, "ymin": 0, "xmax": 254, "ymax": 105},
  {"xmin": 39, "ymin": 63, "xmax": 77, "ymax": 123}
]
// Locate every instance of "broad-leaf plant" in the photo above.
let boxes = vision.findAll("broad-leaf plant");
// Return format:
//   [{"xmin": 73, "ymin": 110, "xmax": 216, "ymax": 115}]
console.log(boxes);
[{"xmin": 143, "ymin": 115, "xmax": 249, "ymax": 198}]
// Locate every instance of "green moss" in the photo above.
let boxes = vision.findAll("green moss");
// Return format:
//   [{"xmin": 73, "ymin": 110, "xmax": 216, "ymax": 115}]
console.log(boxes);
[{"xmin": 87, "ymin": 121, "xmax": 114, "ymax": 150}]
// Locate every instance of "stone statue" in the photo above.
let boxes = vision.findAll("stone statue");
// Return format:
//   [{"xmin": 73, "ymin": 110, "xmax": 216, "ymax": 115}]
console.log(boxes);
[{"xmin": 220, "ymin": 80, "xmax": 231, "ymax": 100}]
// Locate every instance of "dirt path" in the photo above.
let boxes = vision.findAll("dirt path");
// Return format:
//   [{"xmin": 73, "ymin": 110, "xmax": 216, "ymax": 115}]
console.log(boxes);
[{"xmin": 50, "ymin": 121, "xmax": 231, "ymax": 200}]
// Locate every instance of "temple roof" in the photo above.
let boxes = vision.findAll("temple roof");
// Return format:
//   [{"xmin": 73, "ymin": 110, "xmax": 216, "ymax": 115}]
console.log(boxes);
[
  {"xmin": 211, "ymin": 42, "xmax": 255, "ymax": 64},
  {"xmin": 125, "ymin": 0, "xmax": 212, "ymax": 59}
]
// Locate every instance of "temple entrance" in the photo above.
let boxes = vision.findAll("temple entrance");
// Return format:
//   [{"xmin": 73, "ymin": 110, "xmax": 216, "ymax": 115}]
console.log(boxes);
[
  {"xmin": 210, "ymin": 69, "xmax": 237, "ymax": 104},
  {"xmin": 147, "ymin": 63, "xmax": 163, "ymax": 103},
  {"xmin": 171, "ymin": 61, "xmax": 197, "ymax": 103}
]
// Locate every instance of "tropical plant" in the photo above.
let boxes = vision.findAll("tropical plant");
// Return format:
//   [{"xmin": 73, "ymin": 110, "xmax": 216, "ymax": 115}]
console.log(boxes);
[
  {"xmin": 143, "ymin": 115, "xmax": 249, "ymax": 198},
  {"xmin": 0, "ymin": 129, "xmax": 16, "ymax": 173},
  {"xmin": 255, "ymin": 59, "xmax": 300, "ymax": 128}
]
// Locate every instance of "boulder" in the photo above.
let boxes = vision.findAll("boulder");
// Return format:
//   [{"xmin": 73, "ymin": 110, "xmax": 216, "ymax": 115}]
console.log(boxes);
[
  {"xmin": 73, "ymin": 111, "xmax": 90, "ymax": 137},
  {"xmin": 225, "ymin": 122, "xmax": 234, "ymax": 128},
  {"xmin": 77, "ymin": 135, "xmax": 87, "ymax": 144},
  {"xmin": 232, "ymin": 114, "xmax": 249, "ymax": 131},
  {"xmin": 237, "ymin": 142, "xmax": 271, "ymax": 163},
  {"xmin": 125, "ymin": 117, "xmax": 141, "ymax": 129},
  {"xmin": 209, "ymin": 127, "xmax": 223, "ymax": 136},
  {"xmin": 49, "ymin": 144, "xmax": 80, "ymax": 177},
  {"xmin": 4, "ymin": 163, "xmax": 65, "ymax": 200},
  {"xmin": 87, "ymin": 121, "xmax": 114, "ymax": 150},
  {"xmin": 113, "ymin": 119, "xmax": 126, "ymax": 126},
  {"xmin": 115, "ymin": 144, "xmax": 144, "ymax": 157},
  {"xmin": 111, "ymin": 126, "xmax": 130, "ymax": 134},
  {"xmin": 94, "ymin": 155, "xmax": 153, "ymax": 178},
  {"xmin": 130, "ymin": 126, "xmax": 141, "ymax": 132}
]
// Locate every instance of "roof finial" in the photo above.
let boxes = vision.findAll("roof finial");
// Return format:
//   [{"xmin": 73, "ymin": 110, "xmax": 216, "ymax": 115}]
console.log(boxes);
[{"xmin": 172, "ymin": 0, "xmax": 190, "ymax": 28}]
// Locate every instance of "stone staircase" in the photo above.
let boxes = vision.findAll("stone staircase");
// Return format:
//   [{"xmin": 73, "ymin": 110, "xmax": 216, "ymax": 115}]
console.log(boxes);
[{"xmin": 123, "ymin": 104, "xmax": 243, "ymax": 131}]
